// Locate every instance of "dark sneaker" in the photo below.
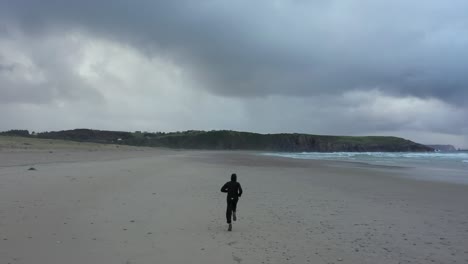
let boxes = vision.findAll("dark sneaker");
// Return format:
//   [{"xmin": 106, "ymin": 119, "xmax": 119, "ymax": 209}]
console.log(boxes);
[
  {"xmin": 233, "ymin": 212, "xmax": 237, "ymax": 221},
  {"xmin": 228, "ymin": 223, "xmax": 232, "ymax": 231}
]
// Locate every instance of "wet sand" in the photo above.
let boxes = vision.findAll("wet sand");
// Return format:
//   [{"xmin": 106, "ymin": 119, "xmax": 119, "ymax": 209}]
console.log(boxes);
[{"xmin": 1, "ymin": 136, "xmax": 467, "ymax": 264}]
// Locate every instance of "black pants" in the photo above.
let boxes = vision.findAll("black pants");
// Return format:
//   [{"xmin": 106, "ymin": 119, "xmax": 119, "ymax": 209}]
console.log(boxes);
[{"xmin": 226, "ymin": 197, "xmax": 238, "ymax": 224}]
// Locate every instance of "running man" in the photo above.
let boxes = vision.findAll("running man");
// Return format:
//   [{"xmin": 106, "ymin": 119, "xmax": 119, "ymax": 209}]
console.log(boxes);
[{"xmin": 221, "ymin": 173, "xmax": 243, "ymax": 231}]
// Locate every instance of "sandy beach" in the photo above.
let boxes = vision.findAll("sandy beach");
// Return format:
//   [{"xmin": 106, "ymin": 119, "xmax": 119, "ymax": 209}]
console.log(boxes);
[{"xmin": 1, "ymin": 136, "xmax": 467, "ymax": 264}]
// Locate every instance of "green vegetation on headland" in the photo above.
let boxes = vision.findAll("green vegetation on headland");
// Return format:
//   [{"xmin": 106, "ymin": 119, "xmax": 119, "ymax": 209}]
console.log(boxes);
[{"xmin": 0, "ymin": 129, "xmax": 434, "ymax": 152}]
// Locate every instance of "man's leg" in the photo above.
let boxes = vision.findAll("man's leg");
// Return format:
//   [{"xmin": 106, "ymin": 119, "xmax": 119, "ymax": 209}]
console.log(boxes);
[
  {"xmin": 232, "ymin": 198, "xmax": 238, "ymax": 221},
  {"xmin": 226, "ymin": 198, "xmax": 233, "ymax": 231},
  {"xmin": 226, "ymin": 199, "xmax": 233, "ymax": 224}
]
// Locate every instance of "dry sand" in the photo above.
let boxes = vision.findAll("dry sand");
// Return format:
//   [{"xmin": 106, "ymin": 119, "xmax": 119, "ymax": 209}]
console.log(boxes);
[{"xmin": 1, "ymin": 136, "xmax": 467, "ymax": 264}]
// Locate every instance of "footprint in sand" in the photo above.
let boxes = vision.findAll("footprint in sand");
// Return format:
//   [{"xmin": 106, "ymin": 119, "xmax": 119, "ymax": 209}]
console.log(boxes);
[
  {"xmin": 227, "ymin": 241, "xmax": 238, "ymax": 246},
  {"xmin": 232, "ymin": 254, "xmax": 242, "ymax": 263}
]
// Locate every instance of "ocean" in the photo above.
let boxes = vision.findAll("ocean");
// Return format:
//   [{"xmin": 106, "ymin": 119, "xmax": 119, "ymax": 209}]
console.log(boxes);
[{"xmin": 261, "ymin": 151, "xmax": 468, "ymax": 184}]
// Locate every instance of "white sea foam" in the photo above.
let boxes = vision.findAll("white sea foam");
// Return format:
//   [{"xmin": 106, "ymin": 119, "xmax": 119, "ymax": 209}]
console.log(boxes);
[
  {"xmin": 262, "ymin": 151, "xmax": 468, "ymax": 164},
  {"xmin": 264, "ymin": 152, "xmax": 468, "ymax": 160}
]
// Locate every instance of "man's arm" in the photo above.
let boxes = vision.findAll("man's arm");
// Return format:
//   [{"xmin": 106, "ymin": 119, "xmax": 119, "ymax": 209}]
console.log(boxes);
[
  {"xmin": 221, "ymin": 182, "xmax": 229, "ymax": 193},
  {"xmin": 238, "ymin": 183, "xmax": 243, "ymax": 197}
]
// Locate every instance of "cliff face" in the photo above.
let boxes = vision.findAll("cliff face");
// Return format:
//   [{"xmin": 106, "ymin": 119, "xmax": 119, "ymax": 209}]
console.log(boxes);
[
  {"xmin": 426, "ymin": 145, "xmax": 457, "ymax": 152},
  {"xmin": 152, "ymin": 131, "xmax": 433, "ymax": 152},
  {"xmin": 2, "ymin": 129, "xmax": 433, "ymax": 152}
]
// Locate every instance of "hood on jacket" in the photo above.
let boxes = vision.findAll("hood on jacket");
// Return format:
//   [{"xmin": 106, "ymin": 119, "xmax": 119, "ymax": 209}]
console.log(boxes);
[{"xmin": 231, "ymin": 173, "xmax": 237, "ymax": 182}]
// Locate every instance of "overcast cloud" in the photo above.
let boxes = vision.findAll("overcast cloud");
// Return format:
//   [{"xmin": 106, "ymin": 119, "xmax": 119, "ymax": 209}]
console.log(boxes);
[{"xmin": 0, "ymin": 0, "xmax": 467, "ymax": 147}]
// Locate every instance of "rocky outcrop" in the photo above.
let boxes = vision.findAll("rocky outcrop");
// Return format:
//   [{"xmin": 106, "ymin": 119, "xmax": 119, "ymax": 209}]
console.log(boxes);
[{"xmin": 426, "ymin": 145, "xmax": 457, "ymax": 152}]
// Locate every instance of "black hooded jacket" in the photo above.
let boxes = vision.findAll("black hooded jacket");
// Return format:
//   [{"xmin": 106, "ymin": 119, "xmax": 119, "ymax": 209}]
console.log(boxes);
[{"xmin": 221, "ymin": 174, "xmax": 243, "ymax": 199}]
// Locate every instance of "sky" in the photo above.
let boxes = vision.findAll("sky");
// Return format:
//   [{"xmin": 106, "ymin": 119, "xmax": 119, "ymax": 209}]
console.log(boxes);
[{"xmin": 0, "ymin": 0, "xmax": 467, "ymax": 148}]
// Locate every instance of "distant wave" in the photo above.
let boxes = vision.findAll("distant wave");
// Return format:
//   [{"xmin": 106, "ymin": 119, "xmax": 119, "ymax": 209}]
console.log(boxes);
[
  {"xmin": 261, "ymin": 152, "xmax": 468, "ymax": 163},
  {"xmin": 263, "ymin": 152, "xmax": 468, "ymax": 162}
]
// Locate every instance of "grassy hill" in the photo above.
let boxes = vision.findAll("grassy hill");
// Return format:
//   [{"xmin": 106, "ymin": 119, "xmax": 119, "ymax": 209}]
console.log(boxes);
[{"xmin": 0, "ymin": 129, "xmax": 434, "ymax": 152}]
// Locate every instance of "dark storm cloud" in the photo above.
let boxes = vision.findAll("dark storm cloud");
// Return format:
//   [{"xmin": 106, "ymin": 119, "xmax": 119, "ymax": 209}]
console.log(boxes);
[{"xmin": 1, "ymin": 0, "xmax": 468, "ymax": 104}]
